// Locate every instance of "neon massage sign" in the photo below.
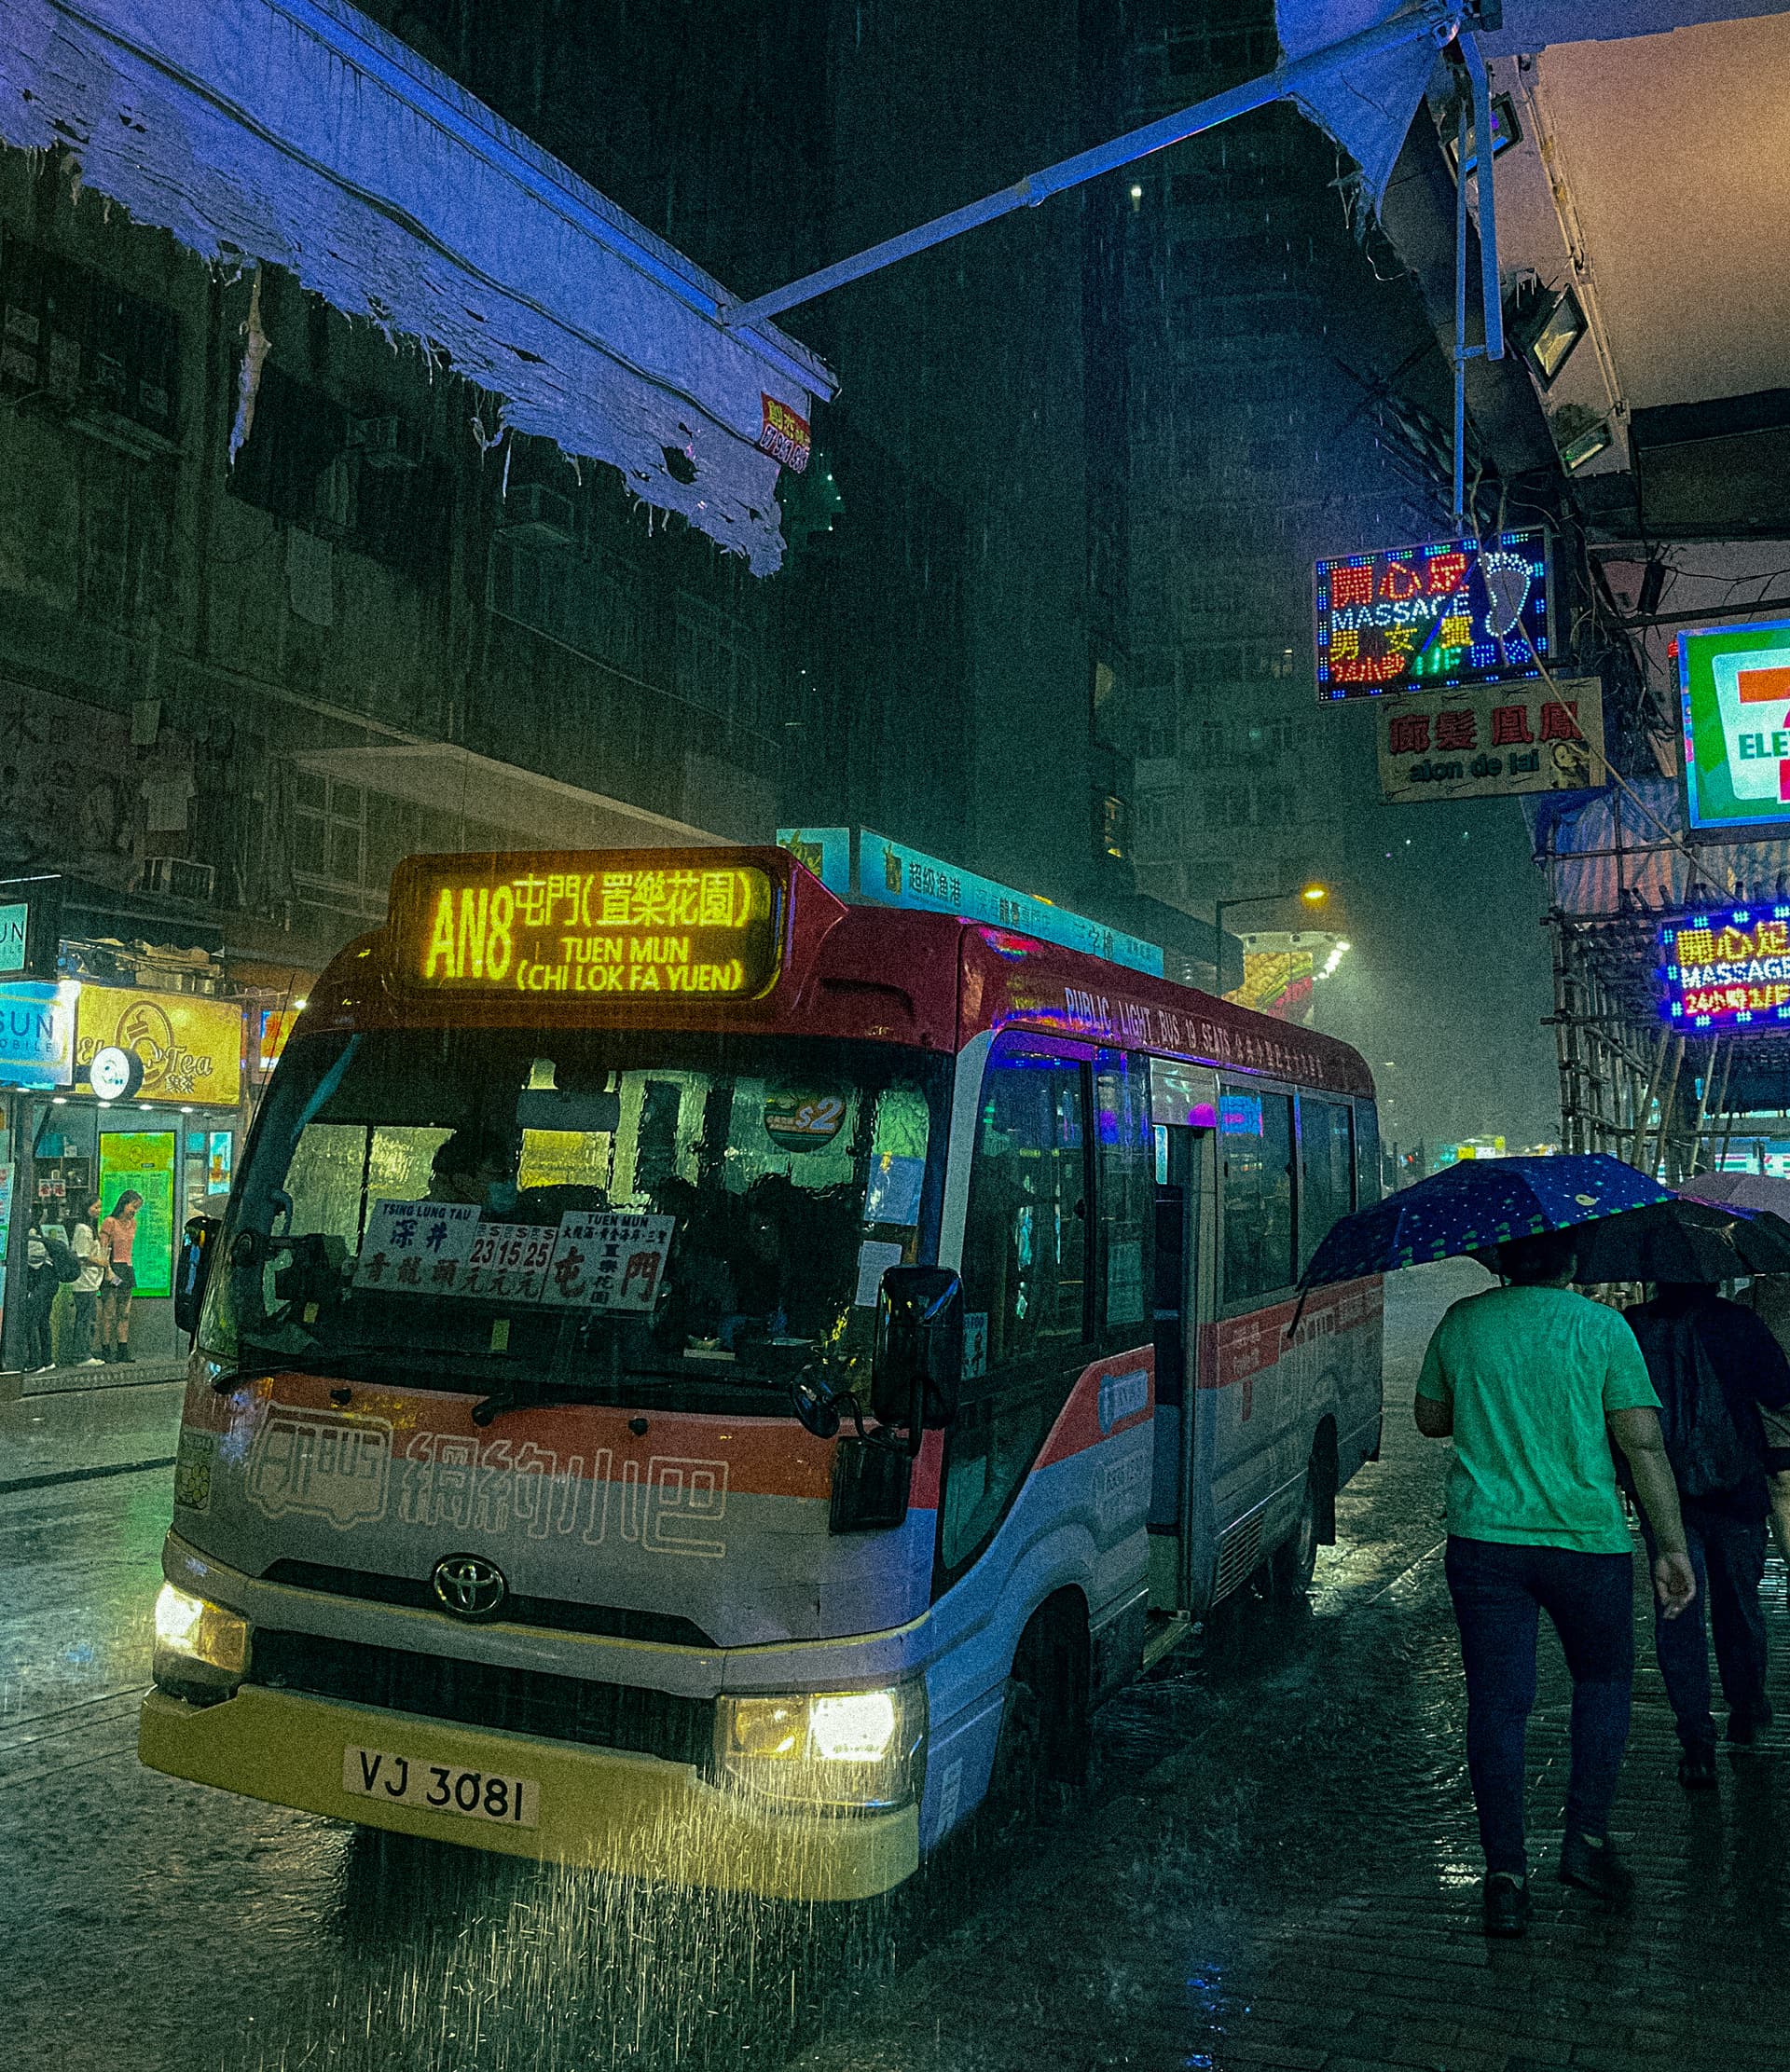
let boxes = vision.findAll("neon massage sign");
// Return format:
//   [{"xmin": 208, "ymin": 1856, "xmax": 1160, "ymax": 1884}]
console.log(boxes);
[
  {"xmin": 1315, "ymin": 528, "xmax": 1552, "ymax": 702},
  {"xmin": 1660, "ymin": 904, "xmax": 1790, "ymax": 1032}
]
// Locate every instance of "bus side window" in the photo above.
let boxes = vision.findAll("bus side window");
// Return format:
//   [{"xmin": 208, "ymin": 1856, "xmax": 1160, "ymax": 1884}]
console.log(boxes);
[
  {"xmin": 1094, "ymin": 1050, "xmax": 1154, "ymax": 1338},
  {"xmin": 946, "ymin": 1044, "xmax": 1089, "ymax": 1572},
  {"xmin": 1220, "ymin": 1087, "xmax": 1295, "ymax": 1305},
  {"xmin": 959, "ymin": 1046, "xmax": 1088, "ymax": 1367},
  {"xmin": 1297, "ymin": 1096, "xmax": 1356, "ymax": 1273},
  {"xmin": 1354, "ymin": 1101, "xmax": 1382, "ymax": 1207}
]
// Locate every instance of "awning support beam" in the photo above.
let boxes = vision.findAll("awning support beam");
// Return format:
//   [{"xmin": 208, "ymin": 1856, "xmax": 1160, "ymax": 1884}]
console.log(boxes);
[{"xmin": 720, "ymin": 3, "xmax": 1462, "ymax": 328}]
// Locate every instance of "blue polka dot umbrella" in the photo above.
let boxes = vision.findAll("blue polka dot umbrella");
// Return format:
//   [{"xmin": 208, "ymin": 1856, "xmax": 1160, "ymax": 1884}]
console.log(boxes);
[{"xmin": 1300, "ymin": 1153, "xmax": 1673, "ymax": 1292}]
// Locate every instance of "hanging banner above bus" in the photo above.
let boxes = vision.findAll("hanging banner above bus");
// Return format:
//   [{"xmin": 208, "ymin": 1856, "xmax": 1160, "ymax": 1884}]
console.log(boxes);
[
  {"xmin": 391, "ymin": 852, "xmax": 781, "ymax": 1001},
  {"xmin": 1660, "ymin": 902, "xmax": 1790, "ymax": 1033},
  {"xmin": 1677, "ymin": 617, "xmax": 1790, "ymax": 838},
  {"xmin": 775, "ymin": 828, "xmax": 1165, "ymax": 978},
  {"xmin": 1315, "ymin": 528, "xmax": 1553, "ymax": 702}
]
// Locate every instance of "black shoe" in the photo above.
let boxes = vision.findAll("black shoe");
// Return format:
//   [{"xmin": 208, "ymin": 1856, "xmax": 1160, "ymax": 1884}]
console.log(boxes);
[
  {"xmin": 1559, "ymin": 1832, "xmax": 1634, "ymax": 1908},
  {"xmin": 115, "ymin": 1344, "xmax": 134, "ymax": 1364},
  {"xmin": 1678, "ymin": 1746, "xmax": 1719, "ymax": 1791},
  {"xmin": 1482, "ymin": 1873, "xmax": 1530, "ymax": 1938},
  {"xmin": 1728, "ymin": 1705, "xmax": 1772, "ymax": 1746}
]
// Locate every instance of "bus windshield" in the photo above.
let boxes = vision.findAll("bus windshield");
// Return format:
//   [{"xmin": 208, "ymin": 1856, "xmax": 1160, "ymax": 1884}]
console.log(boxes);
[{"xmin": 202, "ymin": 1026, "xmax": 950, "ymax": 1413}]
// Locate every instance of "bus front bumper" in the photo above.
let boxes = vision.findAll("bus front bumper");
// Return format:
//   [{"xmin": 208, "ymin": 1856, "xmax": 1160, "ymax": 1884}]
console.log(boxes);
[{"xmin": 139, "ymin": 1686, "xmax": 919, "ymax": 1900}]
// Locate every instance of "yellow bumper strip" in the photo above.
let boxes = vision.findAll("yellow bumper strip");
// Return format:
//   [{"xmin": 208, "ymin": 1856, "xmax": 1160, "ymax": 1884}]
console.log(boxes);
[{"xmin": 140, "ymin": 1687, "xmax": 917, "ymax": 1901}]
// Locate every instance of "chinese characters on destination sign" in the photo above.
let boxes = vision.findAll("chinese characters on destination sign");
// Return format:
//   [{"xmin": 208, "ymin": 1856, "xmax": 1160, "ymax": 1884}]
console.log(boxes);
[
  {"xmin": 1660, "ymin": 905, "xmax": 1790, "ymax": 1031},
  {"xmin": 403, "ymin": 860, "xmax": 777, "ymax": 1000},
  {"xmin": 1315, "ymin": 529, "xmax": 1551, "ymax": 701},
  {"xmin": 353, "ymin": 1199, "xmax": 676, "ymax": 1310}
]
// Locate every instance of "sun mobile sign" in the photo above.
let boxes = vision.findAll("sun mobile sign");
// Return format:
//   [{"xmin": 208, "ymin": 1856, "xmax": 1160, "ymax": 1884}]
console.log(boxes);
[
  {"xmin": 1659, "ymin": 904, "xmax": 1790, "ymax": 1033},
  {"xmin": 1315, "ymin": 529, "xmax": 1552, "ymax": 701}
]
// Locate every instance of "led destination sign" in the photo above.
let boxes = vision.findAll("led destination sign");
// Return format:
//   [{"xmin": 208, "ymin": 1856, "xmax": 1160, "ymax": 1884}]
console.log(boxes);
[
  {"xmin": 1660, "ymin": 904, "xmax": 1790, "ymax": 1032},
  {"xmin": 394, "ymin": 854, "xmax": 779, "ymax": 1000},
  {"xmin": 1315, "ymin": 528, "xmax": 1552, "ymax": 701}
]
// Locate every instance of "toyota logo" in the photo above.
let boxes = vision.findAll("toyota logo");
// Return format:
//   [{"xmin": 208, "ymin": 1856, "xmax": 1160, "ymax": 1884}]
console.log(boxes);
[{"xmin": 432, "ymin": 1554, "xmax": 508, "ymax": 1620}]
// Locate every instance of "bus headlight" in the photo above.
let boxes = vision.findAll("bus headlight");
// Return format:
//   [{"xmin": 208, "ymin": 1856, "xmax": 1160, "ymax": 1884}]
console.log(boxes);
[
  {"xmin": 715, "ymin": 1681, "xmax": 926, "ymax": 1812},
  {"xmin": 153, "ymin": 1582, "xmax": 251, "ymax": 1705}
]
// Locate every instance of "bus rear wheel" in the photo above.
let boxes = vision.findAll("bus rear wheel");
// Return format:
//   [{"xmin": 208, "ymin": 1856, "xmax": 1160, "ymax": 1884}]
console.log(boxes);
[{"xmin": 1271, "ymin": 1452, "xmax": 1329, "ymax": 1601}]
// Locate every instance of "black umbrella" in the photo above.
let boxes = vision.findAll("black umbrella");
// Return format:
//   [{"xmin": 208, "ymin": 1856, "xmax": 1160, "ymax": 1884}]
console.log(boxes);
[{"xmin": 1571, "ymin": 1198, "xmax": 1790, "ymax": 1285}]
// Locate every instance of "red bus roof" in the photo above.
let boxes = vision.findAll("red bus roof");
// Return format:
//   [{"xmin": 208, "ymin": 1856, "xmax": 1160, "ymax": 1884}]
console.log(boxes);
[{"xmin": 305, "ymin": 847, "xmax": 1373, "ymax": 1100}]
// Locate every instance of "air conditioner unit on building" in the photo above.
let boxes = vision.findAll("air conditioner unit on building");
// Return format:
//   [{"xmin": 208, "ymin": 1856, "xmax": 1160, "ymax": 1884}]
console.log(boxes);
[
  {"xmin": 349, "ymin": 413, "xmax": 426, "ymax": 470},
  {"xmin": 139, "ymin": 856, "xmax": 216, "ymax": 904},
  {"xmin": 499, "ymin": 482, "xmax": 577, "ymax": 544}
]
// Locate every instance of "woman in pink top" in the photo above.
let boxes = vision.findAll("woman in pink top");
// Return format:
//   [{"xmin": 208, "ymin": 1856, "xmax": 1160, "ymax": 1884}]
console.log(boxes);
[{"xmin": 98, "ymin": 1189, "xmax": 142, "ymax": 1364}]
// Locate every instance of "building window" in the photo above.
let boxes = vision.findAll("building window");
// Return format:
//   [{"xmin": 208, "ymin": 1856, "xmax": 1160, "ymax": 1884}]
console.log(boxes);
[
  {"xmin": 488, "ymin": 530, "xmax": 641, "ymax": 674},
  {"xmin": 675, "ymin": 593, "xmax": 760, "ymax": 731},
  {"xmin": 291, "ymin": 771, "xmax": 367, "ymax": 892}
]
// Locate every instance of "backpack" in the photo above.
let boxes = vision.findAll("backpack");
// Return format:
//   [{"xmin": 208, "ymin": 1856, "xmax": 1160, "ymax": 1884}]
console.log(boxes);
[
  {"xmin": 1627, "ymin": 1309, "xmax": 1753, "ymax": 1499},
  {"xmin": 45, "ymin": 1231, "xmax": 81, "ymax": 1284}
]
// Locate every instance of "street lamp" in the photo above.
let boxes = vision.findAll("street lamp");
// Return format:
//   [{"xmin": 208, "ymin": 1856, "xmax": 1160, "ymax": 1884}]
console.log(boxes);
[{"xmin": 1214, "ymin": 883, "xmax": 1329, "ymax": 989}]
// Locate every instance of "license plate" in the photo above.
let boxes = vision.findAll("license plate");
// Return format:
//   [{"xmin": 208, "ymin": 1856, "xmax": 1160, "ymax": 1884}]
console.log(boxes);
[{"xmin": 341, "ymin": 1744, "xmax": 540, "ymax": 1829}]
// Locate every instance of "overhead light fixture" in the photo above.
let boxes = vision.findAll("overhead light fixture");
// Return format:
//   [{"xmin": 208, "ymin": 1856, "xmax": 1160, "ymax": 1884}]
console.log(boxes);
[
  {"xmin": 1446, "ymin": 91, "xmax": 1522, "ymax": 180},
  {"xmin": 1560, "ymin": 419, "xmax": 1614, "ymax": 473},
  {"xmin": 1507, "ymin": 279, "xmax": 1588, "ymax": 389}
]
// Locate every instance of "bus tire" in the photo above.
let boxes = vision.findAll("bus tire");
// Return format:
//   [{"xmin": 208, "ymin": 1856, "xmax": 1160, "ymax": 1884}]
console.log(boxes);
[
  {"xmin": 987, "ymin": 1600, "xmax": 1089, "ymax": 1829},
  {"xmin": 1271, "ymin": 1451, "xmax": 1328, "ymax": 1601}
]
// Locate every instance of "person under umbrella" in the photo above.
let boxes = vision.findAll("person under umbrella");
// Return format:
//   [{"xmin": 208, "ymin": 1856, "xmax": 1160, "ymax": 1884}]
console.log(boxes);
[
  {"xmin": 1301, "ymin": 1152, "xmax": 1697, "ymax": 1936},
  {"xmin": 1414, "ymin": 1228, "xmax": 1694, "ymax": 1936},
  {"xmin": 1622, "ymin": 1277, "xmax": 1790, "ymax": 1786}
]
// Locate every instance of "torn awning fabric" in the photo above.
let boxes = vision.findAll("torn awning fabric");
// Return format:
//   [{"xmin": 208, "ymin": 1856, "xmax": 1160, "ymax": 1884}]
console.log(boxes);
[
  {"xmin": 0, "ymin": 0, "xmax": 835, "ymax": 573},
  {"xmin": 1274, "ymin": 1, "xmax": 1453, "ymax": 210}
]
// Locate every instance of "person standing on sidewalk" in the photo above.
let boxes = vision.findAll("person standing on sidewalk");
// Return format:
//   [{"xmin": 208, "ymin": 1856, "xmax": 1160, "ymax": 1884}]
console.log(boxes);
[
  {"xmin": 68, "ymin": 1195, "xmax": 106, "ymax": 1366},
  {"xmin": 97, "ymin": 1189, "xmax": 143, "ymax": 1364},
  {"xmin": 1737, "ymin": 1272, "xmax": 1790, "ymax": 1575},
  {"xmin": 23, "ymin": 1201, "xmax": 57, "ymax": 1372},
  {"xmin": 1624, "ymin": 1279, "xmax": 1790, "ymax": 1785},
  {"xmin": 1415, "ymin": 1227, "xmax": 1697, "ymax": 1939}
]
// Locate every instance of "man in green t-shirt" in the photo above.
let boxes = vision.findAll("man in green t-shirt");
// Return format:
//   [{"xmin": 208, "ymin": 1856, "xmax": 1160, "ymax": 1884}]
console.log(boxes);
[{"xmin": 1415, "ymin": 1227, "xmax": 1696, "ymax": 1938}]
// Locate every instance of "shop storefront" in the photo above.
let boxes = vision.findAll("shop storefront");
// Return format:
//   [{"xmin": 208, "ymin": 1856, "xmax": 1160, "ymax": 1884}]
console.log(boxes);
[{"xmin": 3, "ymin": 976, "xmax": 247, "ymax": 1372}]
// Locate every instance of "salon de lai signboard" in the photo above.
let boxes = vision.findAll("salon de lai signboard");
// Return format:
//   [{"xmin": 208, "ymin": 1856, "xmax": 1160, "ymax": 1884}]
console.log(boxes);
[{"xmin": 1376, "ymin": 678, "xmax": 1604, "ymax": 804}]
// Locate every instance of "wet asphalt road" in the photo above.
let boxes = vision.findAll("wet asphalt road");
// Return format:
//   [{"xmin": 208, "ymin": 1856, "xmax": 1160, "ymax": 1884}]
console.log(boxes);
[{"xmin": 7, "ymin": 1267, "xmax": 1785, "ymax": 2072}]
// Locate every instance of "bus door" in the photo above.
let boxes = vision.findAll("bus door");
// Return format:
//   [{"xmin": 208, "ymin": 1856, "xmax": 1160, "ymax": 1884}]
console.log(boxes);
[{"xmin": 1145, "ymin": 1060, "xmax": 1218, "ymax": 1612}]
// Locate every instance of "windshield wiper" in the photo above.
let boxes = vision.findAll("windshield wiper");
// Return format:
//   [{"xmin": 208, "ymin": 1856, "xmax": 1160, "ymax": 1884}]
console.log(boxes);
[{"xmin": 215, "ymin": 1343, "xmax": 501, "ymax": 1393}]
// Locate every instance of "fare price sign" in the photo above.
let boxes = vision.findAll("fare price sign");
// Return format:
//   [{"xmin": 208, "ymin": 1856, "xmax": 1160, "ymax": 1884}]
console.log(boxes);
[
  {"xmin": 393, "ymin": 853, "xmax": 780, "ymax": 1002},
  {"xmin": 1660, "ymin": 904, "xmax": 1790, "ymax": 1033},
  {"xmin": 1315, "ymin": 528, "xmax": 1552, "ymax": 701}
]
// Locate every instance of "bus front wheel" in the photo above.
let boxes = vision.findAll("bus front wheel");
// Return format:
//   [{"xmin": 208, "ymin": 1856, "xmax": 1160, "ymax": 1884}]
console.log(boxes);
[{"xmin": 987, "ymin": 1602, "xmax": 1089, "ymax": 1829}]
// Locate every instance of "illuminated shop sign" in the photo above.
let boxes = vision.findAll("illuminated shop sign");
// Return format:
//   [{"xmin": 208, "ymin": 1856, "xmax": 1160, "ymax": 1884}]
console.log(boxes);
[
  {"xmin": 1660, "ymin": 905, "xmax": 1790, "ymax": 1032},
  {"xmin": 858, "ymin": 830, "xmax": 1164, "ymax": 978},
  {"xmin": 76, "ymin": 985, "xmax": 244, "ymax": 1105},
  {"xmin": 0, "ymin": 979, "xmax": 77, "ymax": 1087},
  {"xmin": 1677, "ymin": 617, "xmax": 1790, "ymax": 836},
  {"xmin": 1377, "ymin": 679, "xmax": 1605, "ymax": 803},
  {"xmin": 392, "ymin": 853, "xmax": 780, "ymax": 1000},
  {"xmin": 1315, "ymin": 528, "xmax": 1552, "ymax": 701}
]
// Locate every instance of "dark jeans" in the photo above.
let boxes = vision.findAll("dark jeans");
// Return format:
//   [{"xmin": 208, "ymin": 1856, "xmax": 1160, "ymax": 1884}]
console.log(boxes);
[
  {"xmin": 71, "ymin": 1290, "xmax": 97, "ymax": 1362},
  {"xmin": 24, "ymin": 1269, "xmax": 56, "ymax": 1368},
  {"xmin": 1444, "ymin": 1535, "xmax": 1635, "ymax": 1877},
  {"xmin": 1641, "ymin": 1504, "xmax": 1769, "ymax": 1748}
]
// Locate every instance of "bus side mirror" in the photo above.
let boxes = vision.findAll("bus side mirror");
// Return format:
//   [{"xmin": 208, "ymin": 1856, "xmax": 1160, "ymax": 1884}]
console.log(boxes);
[
  {"xmin": 175, "ymin": 1215, "xmax": 221, "ymax": 1336},
  {"xmin": 873, "ymin": 1267, "xmax": 963, "ymax": 1454}
]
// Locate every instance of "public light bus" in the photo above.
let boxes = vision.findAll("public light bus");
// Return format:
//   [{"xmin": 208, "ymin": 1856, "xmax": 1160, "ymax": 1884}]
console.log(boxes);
[{"xmin": 143, "ymin": 846, "xmax": 1382, "ymax": 1899}]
